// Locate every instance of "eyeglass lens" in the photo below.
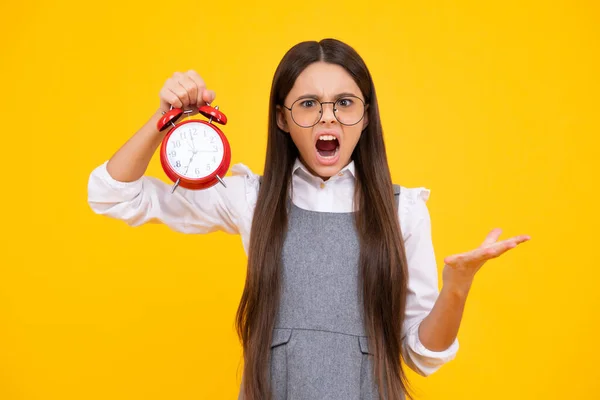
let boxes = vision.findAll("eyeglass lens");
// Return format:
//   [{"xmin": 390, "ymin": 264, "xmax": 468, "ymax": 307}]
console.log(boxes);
[{"xmin": 291, "ymin": 96, "xmax": 365, "ymax": 127}]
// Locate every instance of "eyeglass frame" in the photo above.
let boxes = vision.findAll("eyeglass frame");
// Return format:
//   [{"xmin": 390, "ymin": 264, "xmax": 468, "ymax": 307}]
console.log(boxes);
[{"xmin": 281, "ymin": 95, "xmax": 368, "ymax": 128}]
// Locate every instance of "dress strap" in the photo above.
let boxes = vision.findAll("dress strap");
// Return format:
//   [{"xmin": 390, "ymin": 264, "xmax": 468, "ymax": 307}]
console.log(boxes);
[{"xmin": 393, "ymin": 183, "xmax": 401, "ymax": 209}]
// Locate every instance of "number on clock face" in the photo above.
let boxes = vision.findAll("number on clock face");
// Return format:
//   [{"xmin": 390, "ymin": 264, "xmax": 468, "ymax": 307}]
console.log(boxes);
[{"xmin": 165, "ymin": 122, "xmax": 224, "ymax": 179}]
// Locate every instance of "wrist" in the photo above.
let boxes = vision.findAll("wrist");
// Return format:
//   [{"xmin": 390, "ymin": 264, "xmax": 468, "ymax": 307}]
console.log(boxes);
[
  {"xmin": 442, "ymin": 280, "xmax": 473, "ymax": 299},
  {"xmin": 442, "ymin": 264, "xmax": 477, "ymax": 298}
]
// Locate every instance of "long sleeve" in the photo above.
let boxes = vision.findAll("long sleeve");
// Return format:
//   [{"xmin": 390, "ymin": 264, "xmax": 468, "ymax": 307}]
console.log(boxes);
[
  {"xmin": 87, "ymin": 160, "xmax": 259, "ymax": 240},
  {"xmin": 400, "ymin": 187, "xmax": 459, "ymax": 376}
]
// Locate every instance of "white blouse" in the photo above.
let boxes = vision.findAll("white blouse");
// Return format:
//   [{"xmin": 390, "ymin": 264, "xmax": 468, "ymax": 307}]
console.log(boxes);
[{"xmin": 87, "ymin": 157, "xmax": 459, "ymax": 376}]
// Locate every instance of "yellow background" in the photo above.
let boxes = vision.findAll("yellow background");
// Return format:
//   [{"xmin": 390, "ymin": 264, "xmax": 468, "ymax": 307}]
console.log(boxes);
[{"xmin": 1, "ymin": 1, "xmax": 598, "ymax": 399}]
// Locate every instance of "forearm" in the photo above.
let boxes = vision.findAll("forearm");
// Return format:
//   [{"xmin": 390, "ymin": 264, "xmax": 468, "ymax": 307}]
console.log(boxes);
[
  {"xmin": 106, "ymin": 109, "xmax": 167, "ymax": 182},
  {"xmin": 417, "ymin": 281, "xmax": 471, "ymax": 352}
]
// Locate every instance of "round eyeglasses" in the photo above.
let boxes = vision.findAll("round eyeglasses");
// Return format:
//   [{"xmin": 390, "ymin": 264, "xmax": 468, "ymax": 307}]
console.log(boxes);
[{"xmin": 282, "ymin": 95, "xmax": 367, "ymax": 128}]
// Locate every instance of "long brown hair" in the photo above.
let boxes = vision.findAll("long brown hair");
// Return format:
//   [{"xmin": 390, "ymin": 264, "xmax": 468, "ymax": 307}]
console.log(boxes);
[{"xmin": 235, "ymin": 38, "xmax": 413, "ymax": 400}]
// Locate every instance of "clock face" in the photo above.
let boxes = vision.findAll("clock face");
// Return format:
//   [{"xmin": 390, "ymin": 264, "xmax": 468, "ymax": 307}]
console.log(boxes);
[{"xmin": 165, "ymin": 121, "xmax": 225, "ymax": 179}]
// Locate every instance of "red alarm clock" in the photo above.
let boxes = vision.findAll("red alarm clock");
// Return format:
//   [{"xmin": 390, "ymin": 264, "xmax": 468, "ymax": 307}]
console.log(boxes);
[{"xmin": 156, "ymin": 104, "xmax": 231, "ymax": 193}]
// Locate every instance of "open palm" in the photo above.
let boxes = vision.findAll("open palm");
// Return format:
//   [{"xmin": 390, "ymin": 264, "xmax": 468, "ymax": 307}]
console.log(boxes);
[{"xmin": 442, "ymin": 228, "xmax": 531, "ymax": 290}]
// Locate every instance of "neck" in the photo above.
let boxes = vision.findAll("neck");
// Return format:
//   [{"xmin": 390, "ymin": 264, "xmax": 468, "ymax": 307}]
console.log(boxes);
[{"xmin": 298, "ymin": 157, "xmax": 352, "ymax": 181}]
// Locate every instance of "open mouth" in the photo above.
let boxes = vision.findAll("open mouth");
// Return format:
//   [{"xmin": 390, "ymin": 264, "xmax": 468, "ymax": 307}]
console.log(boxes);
[{"xmin": 315, "ymin": 135, "xmax": 340, "ymax": 165}]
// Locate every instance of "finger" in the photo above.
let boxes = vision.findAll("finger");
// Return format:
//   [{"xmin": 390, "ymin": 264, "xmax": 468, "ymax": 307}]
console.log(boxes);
[
  {"xmin": 495, "ymin": 235, "xmax": 531, "ymax": 249},
  {"xmin": 181, "ymin": 70, "xmax": 202, "ymax": 108},
  {"xmin": 169, "ymin": 72, "xmax": 190, "ymax": 107},
  {"xmin": 515, "ymin": 234, "xmax": 532, "ymax": 243},
  {"xmin": 445, "ymin": 234, "xmax": 531, "ymax": 266},
  {"xmin": 481, "ymin": 227, "xmax": 502, "ymax": 247},
  {"xmin": 180, "ymin": 76, "xmax": 199, "ymax": 109},
  {"xmin": 174, "ymin": 77, "xmax": 193, "ymax": 108},
  {"xmin": 447, "ymin": 246, "xmax": 497, "ymax": 266},
  {"xmin": 202, "ymin": 89, "xmax": 216, "ymax": 105},
  {"xmin": 186, "ymin": 70, "xmax": 208, "ymax": 108},
  {"xmin": 163, "ymin": 87, "xmax": 184, "ymax": 109},
  {"xmin": 481, "ymin": 237, "xmax": 528, "ymax": 259},
  {"xmin": 479, "ymin": 245, "xmax": 504, "ymax": 260}
]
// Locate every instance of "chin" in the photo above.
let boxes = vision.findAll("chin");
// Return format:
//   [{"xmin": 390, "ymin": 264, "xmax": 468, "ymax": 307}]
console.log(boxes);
[{"xmin": 305, "ymin": 152, "xmax": 350, "ymax": 180}]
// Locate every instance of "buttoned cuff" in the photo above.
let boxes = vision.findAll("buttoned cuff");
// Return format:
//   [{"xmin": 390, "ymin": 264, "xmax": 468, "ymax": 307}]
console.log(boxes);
[{"xmin": 403, "ymin": 321, "xmax": 459, "ymax": 376}]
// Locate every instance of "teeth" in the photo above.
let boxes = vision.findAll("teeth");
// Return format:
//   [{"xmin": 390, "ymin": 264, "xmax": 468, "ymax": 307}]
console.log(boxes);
[{"xmin": 318, "ymin": 135, "xmax": 337, "ymax": 141}]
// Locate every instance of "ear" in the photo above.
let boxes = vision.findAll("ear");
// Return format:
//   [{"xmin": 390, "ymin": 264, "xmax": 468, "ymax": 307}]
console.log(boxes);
[
  {"xmin": 361, "ymin": 104, "xmax": 369, "ymax": 130},
  {"xmin": 276, "ymin": 105, "xmax": 289, "ymax": 133}
]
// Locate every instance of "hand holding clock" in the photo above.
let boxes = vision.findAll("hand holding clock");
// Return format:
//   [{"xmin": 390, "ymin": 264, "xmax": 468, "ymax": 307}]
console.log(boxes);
[
  {"xmin": 156, "ymin": 70, "xmax": 232, "ymax": 192},
  {"xmin": 158, "ymin": 70, "xmax": 216, "ymax": 114}
]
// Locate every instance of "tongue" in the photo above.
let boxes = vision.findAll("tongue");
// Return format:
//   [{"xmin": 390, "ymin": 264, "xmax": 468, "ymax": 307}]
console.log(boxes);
[{"xmin": 316, "ymin": 139, "xmax": 338, "ymax": 151}]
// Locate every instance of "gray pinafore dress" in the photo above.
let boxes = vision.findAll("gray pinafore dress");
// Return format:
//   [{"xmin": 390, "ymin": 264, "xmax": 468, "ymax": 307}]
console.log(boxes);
[{"xmin": 238, "ymin": 184, "xmax": 404, "ymax": 400}]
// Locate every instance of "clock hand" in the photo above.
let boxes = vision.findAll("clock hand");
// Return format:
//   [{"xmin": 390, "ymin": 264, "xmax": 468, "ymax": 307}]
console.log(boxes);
[
  {"xmin": 184, "ymin": 152, "xmax": 196, "ymax": 175},
  {"xmin": 186, "ymin": 136, "xmax": 196, "ymax": 152}
]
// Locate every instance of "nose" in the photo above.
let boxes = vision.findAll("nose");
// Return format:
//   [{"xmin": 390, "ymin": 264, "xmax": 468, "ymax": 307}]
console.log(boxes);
[{"xmin": 320, "ymin": 102, "xmax": 337, "ymax": 124}]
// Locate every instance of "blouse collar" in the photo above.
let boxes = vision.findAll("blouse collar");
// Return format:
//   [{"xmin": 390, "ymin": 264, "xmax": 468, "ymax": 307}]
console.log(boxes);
[{"xmin": 292, "ymin": 157, "xmax": 356, "ymax": 181}]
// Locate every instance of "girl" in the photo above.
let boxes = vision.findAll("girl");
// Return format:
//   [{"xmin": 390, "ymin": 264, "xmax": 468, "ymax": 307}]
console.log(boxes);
[{"xmin": 87, "ymin": 38, "xmax": 530, "ymax": 400}]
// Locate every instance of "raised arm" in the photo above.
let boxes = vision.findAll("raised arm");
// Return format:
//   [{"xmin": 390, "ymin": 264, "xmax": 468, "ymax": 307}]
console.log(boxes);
[
  {"xmin": 106, "ymin": 70, "xmax": 215, "ymax": 182},
  {"xmin": 87, "ymin": 71, "xmax": 256, "ymax": 237}
]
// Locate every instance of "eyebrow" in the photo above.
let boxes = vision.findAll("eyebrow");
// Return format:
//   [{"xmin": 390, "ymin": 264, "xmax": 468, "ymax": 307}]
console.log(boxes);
[{"xmin": 294, "ymin": 92, "xmax": 361, "ymax": 101}]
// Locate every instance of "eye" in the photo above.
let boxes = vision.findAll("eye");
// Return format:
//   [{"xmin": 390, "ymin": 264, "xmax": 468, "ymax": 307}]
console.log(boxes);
[
  {"xmin": 337, "ymin": 97, "xmax": 354, "ymax": 107},
  {"xmin": 299, "ymin": 99, "xmax": 317, "ymax": 108}
]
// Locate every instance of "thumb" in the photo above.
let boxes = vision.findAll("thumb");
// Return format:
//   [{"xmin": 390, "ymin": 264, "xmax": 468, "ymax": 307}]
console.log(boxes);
[
  {"xmin": 480, "ymin": 227, "xmax": 502, "ymax": 248},
  {"xmin": 199, "ymin": 89, "xmax": 216, "ymax": 107}
]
